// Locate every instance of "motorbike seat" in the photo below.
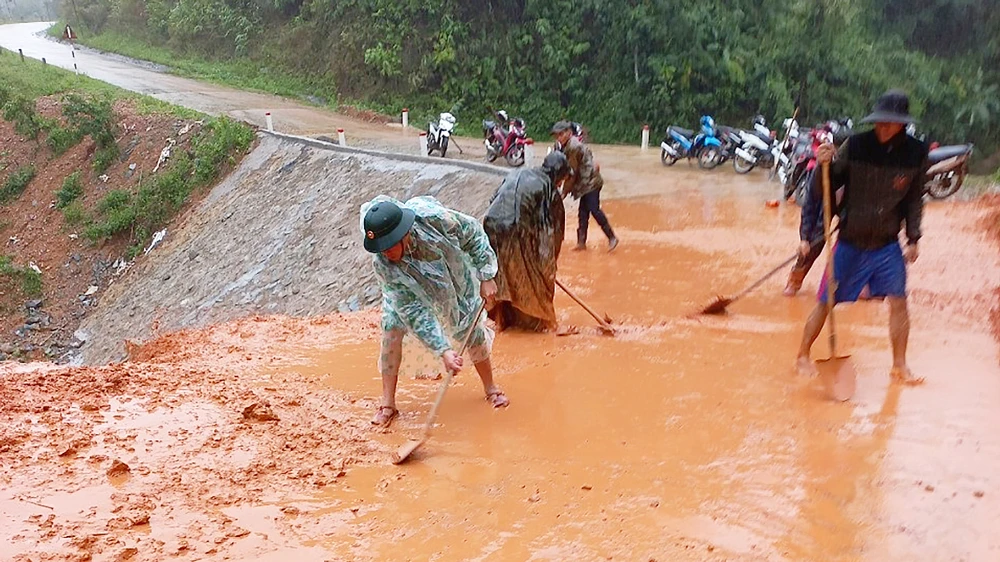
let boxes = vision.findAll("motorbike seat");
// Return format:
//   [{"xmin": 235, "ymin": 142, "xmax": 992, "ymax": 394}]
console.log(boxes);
[
  {"xmin": 753, "ymin": 130, "xmax": 772, "ymax": 144},
  {"xmin": 928, "ymin": 144, "xmax": 972, "ymax": 164},
  {"xmin": 668, "ymin": 126, "xmax": 695, "ymax": 138}
]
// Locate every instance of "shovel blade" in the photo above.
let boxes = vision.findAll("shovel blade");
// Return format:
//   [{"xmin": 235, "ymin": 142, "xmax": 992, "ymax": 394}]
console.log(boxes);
[
  {"xmin": 392, "ymin": 438, "xmax": 425, "ymax": 465},
  {"xmin": 816, "ymin": 355, "xmax": 856, "ymax": 402}
]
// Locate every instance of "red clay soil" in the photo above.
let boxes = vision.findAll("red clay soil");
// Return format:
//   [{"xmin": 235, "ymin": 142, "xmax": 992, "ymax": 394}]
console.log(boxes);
[
  {"xmin": 0, "ymin": 312, "xmax": 388, "ymax": 562},
  {"xmin": 0, "ymin": 97, "xmax": 213, "ymax": 362}
]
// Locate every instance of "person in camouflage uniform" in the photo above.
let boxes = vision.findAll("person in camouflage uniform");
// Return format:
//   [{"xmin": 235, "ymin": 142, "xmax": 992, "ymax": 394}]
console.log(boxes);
[
  {"xmin": 361, "ymin": 195, "xmax": 510, "ymax": 427},
  {"xmin": 551, "ymin": 120, "xmax": 618, "ymax": 252}
]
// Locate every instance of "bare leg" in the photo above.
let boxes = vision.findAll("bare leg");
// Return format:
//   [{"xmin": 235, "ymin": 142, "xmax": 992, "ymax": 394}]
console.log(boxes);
[
  {"xmin": 796, "ymin": 302, "xmax": 828, "ymax": 376},
  {"xmin": 473, "ymin": 358, "xmax": 509, "ymax": 407},
  {"xmin": 888, "ymin": 297, "xmax": 923, "ymax": 385},
  {"xmin": 372, "ymin": 329, "xmax": 403, "ymax": 424}
]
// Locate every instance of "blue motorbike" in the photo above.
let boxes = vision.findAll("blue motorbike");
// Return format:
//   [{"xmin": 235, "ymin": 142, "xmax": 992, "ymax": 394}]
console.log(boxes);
[{"xmin": 659, "ymin": 115, "xmax": 724, "ymax": 169}]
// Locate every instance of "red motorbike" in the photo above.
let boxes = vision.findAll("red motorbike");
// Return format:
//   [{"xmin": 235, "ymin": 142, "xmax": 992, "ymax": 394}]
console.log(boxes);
[{"xmin": 482, "ymin": 111, "xmax": 527, "ymax": 167}]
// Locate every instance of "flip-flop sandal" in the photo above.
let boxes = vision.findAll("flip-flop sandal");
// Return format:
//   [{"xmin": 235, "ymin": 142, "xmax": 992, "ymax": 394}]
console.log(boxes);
[
  {"xmin": 485, "ymin": 390, "xmax": 509, "ymax": 408},
  {"xmin": 371, "ymin": 406, "xmax": 399, "ymax": 427}
]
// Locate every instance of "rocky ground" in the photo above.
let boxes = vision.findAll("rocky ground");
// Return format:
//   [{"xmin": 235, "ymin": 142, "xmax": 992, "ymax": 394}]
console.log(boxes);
[{"xmin": 73, "ymin": 133, "xmax": 506, "ymax": 365}]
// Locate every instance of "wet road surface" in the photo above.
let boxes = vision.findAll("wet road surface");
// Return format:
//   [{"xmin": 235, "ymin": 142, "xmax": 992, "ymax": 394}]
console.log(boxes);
[{"xmin": 1, "ymin": 19, "xmax": 998, "ymax": 561}]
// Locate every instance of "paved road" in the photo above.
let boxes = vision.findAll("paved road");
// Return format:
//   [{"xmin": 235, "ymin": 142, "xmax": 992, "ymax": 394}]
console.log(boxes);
[{"xmin": 0, "ymin": 21, "xmax": 398, "ymax": 137}]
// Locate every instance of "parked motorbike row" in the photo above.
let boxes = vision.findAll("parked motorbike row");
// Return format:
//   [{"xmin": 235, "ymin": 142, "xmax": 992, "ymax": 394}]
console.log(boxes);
[
  {"xmin": 660, "ymin": 114, "xmax": 781, "ymax": 173},
  {"xmin": 660, "ymin": 113, "xmax": 975, "ymax": 201},
  {"xmin": 424, "ymin": 108, "xmax": 536, "ymax": 167},
  {"xmin": 773, "ymin": 118, "xmax": 974, "ymax": 201}
]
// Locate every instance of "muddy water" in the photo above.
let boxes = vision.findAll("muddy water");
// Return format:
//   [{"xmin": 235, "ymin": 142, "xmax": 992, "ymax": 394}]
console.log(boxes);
[{"xmin": 268, "ymin": 174, "xmax": 1000, "ymax": 560}]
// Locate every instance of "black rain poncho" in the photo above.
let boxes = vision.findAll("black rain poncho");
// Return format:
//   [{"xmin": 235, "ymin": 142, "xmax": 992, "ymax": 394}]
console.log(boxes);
[{"xmin": 482, "ymin": 168, "xmax": 565, "ymax": 331}]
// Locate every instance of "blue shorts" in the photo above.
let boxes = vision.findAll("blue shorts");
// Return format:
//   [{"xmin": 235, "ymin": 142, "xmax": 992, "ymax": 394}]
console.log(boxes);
[{"xmin": 818, "ymin": 241, "xmax": 906, "ymax": 304}]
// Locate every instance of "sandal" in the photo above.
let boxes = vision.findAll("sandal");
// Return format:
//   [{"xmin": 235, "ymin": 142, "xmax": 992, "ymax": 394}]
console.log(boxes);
[
  {"xmin": 485, "ymin": 390, "xmax": 510, "ymax": 408},
  {"xmin": 370, "ymin": 405, "xmax": 398, "ymax": 427}
]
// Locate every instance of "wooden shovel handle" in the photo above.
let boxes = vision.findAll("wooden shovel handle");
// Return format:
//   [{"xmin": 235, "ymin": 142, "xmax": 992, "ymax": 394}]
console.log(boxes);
[
  {"xmin": 821, "ymin": 162, "xmax": 839, "ymax": 356},
  {"xmin": 555, "ymin": 278, "xmax": 613, "ymax": 331},
  {"xmin": 421, "ymin": 300, "xmax": 487, "ymax": 436}
]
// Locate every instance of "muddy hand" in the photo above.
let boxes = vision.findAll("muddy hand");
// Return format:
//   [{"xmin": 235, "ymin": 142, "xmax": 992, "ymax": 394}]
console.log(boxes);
[{"xmin": 442, "ymin": 350, "xmax": 464, "ymax": 375}]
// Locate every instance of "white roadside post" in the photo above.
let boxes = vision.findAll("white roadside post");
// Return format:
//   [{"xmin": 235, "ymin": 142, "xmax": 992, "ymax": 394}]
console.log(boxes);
[
  {"xmin": 402, "ymin": 108, "xmax": 409, "ymax": 129},
  {"xmin": 337, "ymin": 128, "xmax": 346, "ymax": 146},
  {"xmin": 265, "ymin": 112, "xmax": 274, "ymax": 132},
  {"xmin": 641, "ymin": 125, "xmax": 650, "ymax": 150},
  {"xmin": 419, "ymin": 132, "xmax": 428, "ymax": 156},
  {"xmin": 524, "ymin": 138, "xmax": 535, "ymax": 167}
]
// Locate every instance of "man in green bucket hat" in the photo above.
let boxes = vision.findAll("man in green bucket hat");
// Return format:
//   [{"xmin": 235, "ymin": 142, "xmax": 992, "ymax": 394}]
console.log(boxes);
[{"xmin": 361, "ymin": 195, "xmax": 510, "ymax": 427}]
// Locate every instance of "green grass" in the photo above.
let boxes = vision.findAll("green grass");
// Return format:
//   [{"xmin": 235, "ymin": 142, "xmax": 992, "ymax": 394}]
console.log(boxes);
[
  {"xmin": 0, "ymin": 165, "xmax": 36, "ymax": 204},
  {"xmin": 0, "ymin": 45, "xmax": 200, "ymax": 120},
  {"xmin": 0, "ymin": 255, "xmax": 42, "ymax": 297},
  {"xmin": 2, "ymin": 45, "xmax": 254, "ymax": 253},
  {"xmin": 61, "ymin": 201, "xmax": 89, "ymax": 226},
  {"xmin": 57, "ymin": 172, "xmax": 84, "ymax": 208},
  {"xmin": 85, "ymin": 119, "xmax": 254, "ymax": 245}
]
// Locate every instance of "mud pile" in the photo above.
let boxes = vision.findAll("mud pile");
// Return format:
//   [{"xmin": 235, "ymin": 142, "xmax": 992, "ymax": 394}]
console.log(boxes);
[
  {"xmin": 76, "ymin": 134, "xmax": 505, "ymax": 364},
  {"xmin": 0, "ymin": 312, "xmax": 389, "ymax": 561}
]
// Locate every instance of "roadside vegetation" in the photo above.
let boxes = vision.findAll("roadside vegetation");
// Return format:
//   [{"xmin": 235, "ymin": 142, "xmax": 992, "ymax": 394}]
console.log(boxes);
[
  {"xmin": 47, "ymin": 0, "xmax": 999, "ymax": 173},
  {"xmin": 0, "ymin": 49, "xmax": 254, "ymax": 275}
]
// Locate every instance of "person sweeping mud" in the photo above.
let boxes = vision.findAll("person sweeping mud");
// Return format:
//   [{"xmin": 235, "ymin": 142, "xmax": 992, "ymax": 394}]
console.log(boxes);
[
  {"xmin": 362, "ymin": 196, "xmax": 510, "ymax": 427},
  {"xmin": 795, "ymin": 90, "xmax": 926, "ymax": 386},
  {"xmin": 551, "ymin": 121, "xmax": 619, "ymax": 252},
  {"xmin": 483, "ymin": 152, "xmax": 571, "ymax": 332}
]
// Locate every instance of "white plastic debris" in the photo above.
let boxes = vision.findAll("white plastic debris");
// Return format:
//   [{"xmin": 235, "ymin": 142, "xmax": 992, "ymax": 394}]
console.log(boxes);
[
  {"xmin": 69, "ymin": 233, "xmax": 78, "ymax": 240},
  {"xmin": 8, "ymin": 236, "xmax": 17, "ymax": 245},
  {"xmin": 152, "ymin": 139, "xmax": 176, "ymax": 173},
  {"xmin": 144, "ymin": 229, "xmax": 167, "ymax": 255},
  {"xmin": 84, "ymin": 285, "xmax": 98, "ymax": 296},
  {"xmin": 178, "ymin": 123, "xmax": 192, "ymax": 136},
  {"xmin": 113, "ymin": 257, "xmax": 128, "ymax": 274},
  {"xmin": 99, "ymin": 174, "xmax": 109, "ymax": 183},
  {"xmin": 28, "ymin": 262, "xmax": 42, "ymax": 274}
]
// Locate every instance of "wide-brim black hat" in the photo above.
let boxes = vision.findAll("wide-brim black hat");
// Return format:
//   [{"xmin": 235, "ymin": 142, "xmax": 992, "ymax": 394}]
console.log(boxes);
[
  {"xmin": 860, "ymin": 89, "xmax": 917, "ymax": 124},
  {"xmin": 362, "ymin": 201, "xmax": 416, "ymax": 253}
]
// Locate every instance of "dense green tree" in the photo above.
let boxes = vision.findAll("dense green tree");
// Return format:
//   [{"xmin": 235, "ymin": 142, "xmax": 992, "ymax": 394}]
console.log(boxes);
[{"xmin": 55, "ymin": 0, "xmax": 1000, "ymax": 162}]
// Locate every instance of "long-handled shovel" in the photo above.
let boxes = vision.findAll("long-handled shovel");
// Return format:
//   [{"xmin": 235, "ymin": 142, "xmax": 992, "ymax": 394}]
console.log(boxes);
[
  {"xmin": 815, "ymin": 162, "xmax": 856, "ymax": 402},
  {"xmin": 700, "ymin": 238, "xmax": 825, "ymax": 315},
  {"xmin": 555, "ymin": 278, "xmax": 615, "ymax": 335},
  {"xmin": 700, "ymin": 253, "xmax": 798, "ymax": 315},
  {"xmin": 393, "ymin": 301, "xmax": 487, "ymax": 464}
]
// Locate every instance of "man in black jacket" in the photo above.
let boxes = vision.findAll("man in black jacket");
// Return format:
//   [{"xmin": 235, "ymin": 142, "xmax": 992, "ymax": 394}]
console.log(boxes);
[{"xmin": 795, "ymin": 90, "xmax": 927, "ymax": 386}]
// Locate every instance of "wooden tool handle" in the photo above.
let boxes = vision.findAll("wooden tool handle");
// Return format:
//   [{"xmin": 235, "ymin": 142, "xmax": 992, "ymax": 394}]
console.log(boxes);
[
  {"xmin": 421, "ymin": 300, "xmax": 488, "ymax": 436},
  {"xmin": 821, "ymin": 162, "xmax": 838, "ymax": 356},
  {"xmin": 555, "ymin": 278, "xmax": 613, "ymax": 331}
]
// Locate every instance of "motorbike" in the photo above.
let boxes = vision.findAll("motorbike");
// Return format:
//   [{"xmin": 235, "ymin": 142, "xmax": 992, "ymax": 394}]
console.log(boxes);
[
  {"xmin": 732, "ymin": 116, "xmax": 779, "ymax": 174},
  {"xmin": 427, "ymin": 112, "xmax": 457, "ymax": 157},
  {"xmin": 924, "ymin": 143, "xmax": 973, "ymax": 199},
  {"xmin": 660, "ymin": 116, "xmax": 724, "ymax": 169},
  {"xmin": 482, "ymin": 111, "xmax": 527, "ymax": 166}
]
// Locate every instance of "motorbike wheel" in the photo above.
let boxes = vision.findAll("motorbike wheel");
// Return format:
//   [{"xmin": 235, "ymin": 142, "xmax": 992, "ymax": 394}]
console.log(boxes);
[
  {"xmin": 697, "ymin": 147, "xmax": 721, "ymax": 170},
  {"xmin": 925, "ymin": 172, "xmax": 963, "ymax": 199},
  {"xmin": 733, "ymin": 154, "xmax": 756, "ymax": 174},
  {"xmin": 440, "ymin": 136, "xmax": 449, "ymax": 158},
  {"xmin": 506, "ymin": 145, "xmax": 525, "ymax": 167},
  {"xmin": 486, "ymin": 143, "xmax": 499, "ymax": 162},
  {"xmin": 660, "ymin": 147, "xmax": 679, "ymax": 167}
]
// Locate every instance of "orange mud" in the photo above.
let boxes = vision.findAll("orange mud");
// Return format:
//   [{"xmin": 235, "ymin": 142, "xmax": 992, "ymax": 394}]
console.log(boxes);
[{"xmin": 3, "ymin": 161, "xmax": 1000, "ymax": 561}]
